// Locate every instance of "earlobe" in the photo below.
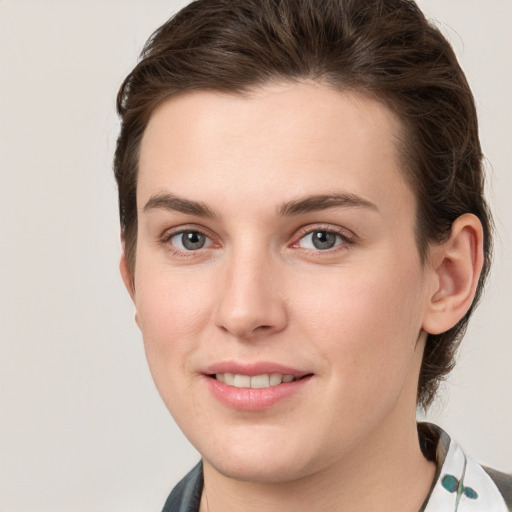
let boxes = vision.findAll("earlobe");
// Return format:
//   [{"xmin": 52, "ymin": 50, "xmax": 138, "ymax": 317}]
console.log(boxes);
[{"xmin": 422, "ymin": 214, "xmax": 484, "ymax": 335}]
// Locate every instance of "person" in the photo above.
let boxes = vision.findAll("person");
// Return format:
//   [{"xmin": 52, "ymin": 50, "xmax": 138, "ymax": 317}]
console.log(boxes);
[{"xmin": 113, "ymin": 0, "xmax": 511, "ymax": 510}]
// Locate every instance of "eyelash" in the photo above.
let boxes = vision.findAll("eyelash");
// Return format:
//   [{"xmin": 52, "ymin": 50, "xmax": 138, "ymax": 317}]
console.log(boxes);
[
  {"xmin": 159, "ymin": 224, "xmax": 355, "ymax": 258},
  {"xmin": 291, "ymin": 224, "xmax": 355, "ymax": 253},
  {"xmin": 159, "ymin": 225, "xmax": 217, "ymax": 258}
]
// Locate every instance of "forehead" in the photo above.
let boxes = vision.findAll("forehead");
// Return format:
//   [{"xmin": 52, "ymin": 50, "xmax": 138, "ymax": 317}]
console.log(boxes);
[{"xmin": 138, "ymin": 82, "xmax": 413, "ymax": 219}]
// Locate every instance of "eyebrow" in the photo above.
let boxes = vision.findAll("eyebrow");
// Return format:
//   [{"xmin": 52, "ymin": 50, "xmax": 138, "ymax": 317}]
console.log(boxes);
[
  {"xmin": 278, "ymin": 193, "xmax": 378, "ymax": 216},
  {"xmin": 142, "ymin": 191, "xmax": 377, "ymax": 218},
  {"xmin": 143, "ymin": 193, "xmax": 217, "ymax": 218}
]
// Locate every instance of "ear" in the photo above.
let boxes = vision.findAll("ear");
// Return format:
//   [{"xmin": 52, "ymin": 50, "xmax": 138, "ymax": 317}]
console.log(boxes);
[
  {"xmin": 120, "ymin": 250, "xmax": 136, "ymax": 302},
  {"xmin": 422, "ymin": 214, "xmax": 484, "ymax": 335},
  {"xmin": 120, "ymin": 250, "xmax": 142, "ymax": 329}
]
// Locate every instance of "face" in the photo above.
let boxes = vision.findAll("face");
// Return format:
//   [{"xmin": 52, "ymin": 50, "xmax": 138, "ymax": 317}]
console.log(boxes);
[{"xmin": 128, "ymin": 82, "xmax": 432, "ymax": 483}]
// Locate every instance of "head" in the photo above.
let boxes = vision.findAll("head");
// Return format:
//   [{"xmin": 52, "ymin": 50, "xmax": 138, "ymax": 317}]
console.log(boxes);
[{"xmin": 114, "ymin": 0, "xmax": 492, "ymax": 412}]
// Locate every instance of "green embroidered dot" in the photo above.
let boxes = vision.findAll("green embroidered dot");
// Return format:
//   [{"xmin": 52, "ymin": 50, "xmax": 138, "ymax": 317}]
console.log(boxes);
[
  {"xmin": 464, "ymin": 486, "xmax": 478, "ymax": 500},
  {"xmin": 442, "ymin": 474, "xmax": 459, "ymax": 493}
]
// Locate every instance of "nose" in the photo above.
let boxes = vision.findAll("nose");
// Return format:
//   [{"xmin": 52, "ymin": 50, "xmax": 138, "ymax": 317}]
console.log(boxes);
[{"xmin": 213, "ymin": 248, "xmax": 288, "ymax": 340}]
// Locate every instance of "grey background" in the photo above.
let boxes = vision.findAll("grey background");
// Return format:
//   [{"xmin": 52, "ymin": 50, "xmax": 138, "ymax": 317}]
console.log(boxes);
[{"xmin": 0, "ymin": 1, "xmax": 510, "ymax": 510}]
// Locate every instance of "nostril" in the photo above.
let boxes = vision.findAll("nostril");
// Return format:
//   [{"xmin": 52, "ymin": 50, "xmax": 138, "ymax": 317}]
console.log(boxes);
[{"xmin": 256, "ymin": 325, "xmax": 273, "ymax": 331}]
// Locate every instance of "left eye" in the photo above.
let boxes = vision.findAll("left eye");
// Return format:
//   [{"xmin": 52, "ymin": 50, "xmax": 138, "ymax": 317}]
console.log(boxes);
[
  {"xmin": 297, "ymin": 230, "xmax": 344, "ymax": 250},
  {"xmin": 169, "ymin": 230, "xmax": 212, "ymax": 251}
]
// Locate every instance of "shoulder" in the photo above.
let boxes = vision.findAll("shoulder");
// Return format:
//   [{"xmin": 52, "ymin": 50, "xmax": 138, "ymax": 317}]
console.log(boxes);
[
  {"xmin": 161, "ymin": 462, "xmax": 204, "ymax": 512},
  {"xmin": 418, "ymin": 422, "xmax": 512, "ymax": 511},
  {"xmin": 482, "ymin": 466, "xmax": 512, "ymax": 510}
]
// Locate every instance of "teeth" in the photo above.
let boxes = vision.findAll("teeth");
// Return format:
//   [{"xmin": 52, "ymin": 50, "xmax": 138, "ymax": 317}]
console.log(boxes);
[
  {"xmin": 234, "ymin": 374, "xmax": 251, "ymax": 388},
  {"xmin": 223, "ymin": 373, "xmax": 234, "ymax": 386},
  {"xmin": 214, "ymin": 373, "xmax": 296, "ymax": 388},
  {"xmin": 250, "ymin": 374, "xmax": 270, "ymax": 388},
  {"xmin": 269, "ymin": 373, "xmax": 282, "ymax": 386}
]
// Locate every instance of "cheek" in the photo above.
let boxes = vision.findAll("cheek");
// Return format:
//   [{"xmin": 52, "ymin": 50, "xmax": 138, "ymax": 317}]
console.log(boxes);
[
  {"xmin": 291, "ymin": 255, "xmax": 426, "ymax": 384},
  {"xmin": 132, "ymin": 267, "xmax": 218, "ymax": 425},
  {"xmin": 133, "ymin": 265, "xmax": 213, "ymax": 372}
]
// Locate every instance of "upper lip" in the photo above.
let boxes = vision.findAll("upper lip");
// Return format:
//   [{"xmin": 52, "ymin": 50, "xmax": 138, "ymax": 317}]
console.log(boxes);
[{"xmin": 203, "ymin": 361, "xmax": 311, "ymax": 378}]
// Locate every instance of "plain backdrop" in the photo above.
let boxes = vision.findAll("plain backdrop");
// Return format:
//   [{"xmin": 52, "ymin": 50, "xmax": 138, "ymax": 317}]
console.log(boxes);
[{"xmin": 1, "ymin": 1, "xmax": 511, "ymax": 511}]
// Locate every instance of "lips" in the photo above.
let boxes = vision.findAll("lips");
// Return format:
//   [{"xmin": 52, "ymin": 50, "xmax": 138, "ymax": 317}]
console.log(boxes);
[
  {"xmin": 202, "ymin": 362, "xmax": 313, "ymax": 411},
  {"xmin": 203, "ymin": 361, "xmax": 310, "ymax": 378}
]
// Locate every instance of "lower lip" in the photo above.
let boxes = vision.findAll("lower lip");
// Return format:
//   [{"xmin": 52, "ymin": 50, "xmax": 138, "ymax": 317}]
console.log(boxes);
[{"xmin": 204, "ymin": 375, "xmax": 313, "ymax": 411}]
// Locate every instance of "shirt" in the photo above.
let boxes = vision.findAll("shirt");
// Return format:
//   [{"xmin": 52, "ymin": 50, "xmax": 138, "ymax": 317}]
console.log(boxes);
[{"xmin": 161, "ymin": 423, "xmax": 512, "ymax": 512}]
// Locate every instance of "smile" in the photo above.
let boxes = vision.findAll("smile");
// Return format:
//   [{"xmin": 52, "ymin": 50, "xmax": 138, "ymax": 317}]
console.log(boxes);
[
  {"xmin": 204, "ymin": 366, "xmax": 313, "ymax": 411},
  {"xmin": 213, "ymin": 373, "xmax": 297, "ymax": 388}
]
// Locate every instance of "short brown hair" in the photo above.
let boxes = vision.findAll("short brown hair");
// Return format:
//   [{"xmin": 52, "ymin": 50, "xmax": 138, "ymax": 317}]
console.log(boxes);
[{"xmin": 114, "ymin": 0, "xmax": 493, "ymax": 409}]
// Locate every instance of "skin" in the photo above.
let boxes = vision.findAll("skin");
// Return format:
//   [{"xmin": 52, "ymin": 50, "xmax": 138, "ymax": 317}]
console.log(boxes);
[{"xmin": 121, "ymin": 82, "xmax": 483, "ymax": 512}]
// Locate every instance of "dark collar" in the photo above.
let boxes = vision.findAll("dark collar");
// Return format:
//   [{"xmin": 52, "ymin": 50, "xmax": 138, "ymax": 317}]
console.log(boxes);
[{"xmin": 161, "ymin": 462, "xmax": 203, "ymax": 512}]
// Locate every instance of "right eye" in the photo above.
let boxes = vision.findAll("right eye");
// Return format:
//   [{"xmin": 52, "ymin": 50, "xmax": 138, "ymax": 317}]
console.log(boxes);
[{"xmin": 168, "ymin": 230, "xmax": 213, "ymax": 251}]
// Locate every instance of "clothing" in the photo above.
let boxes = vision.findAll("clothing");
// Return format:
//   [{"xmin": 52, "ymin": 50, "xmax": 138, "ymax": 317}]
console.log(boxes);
[
  {"xmin": 417, "ymin": 423, "xmax": 512, "ymax": 511},
  {"xmin": 161, "ymin": 423, "xmax": 512, "ymax": 512}
]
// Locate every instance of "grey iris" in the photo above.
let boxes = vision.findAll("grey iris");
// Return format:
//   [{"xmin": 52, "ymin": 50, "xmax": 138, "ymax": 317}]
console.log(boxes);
[
  {"xmin": 182, "ymin": 231, "xmax": 206, "ymax": 250},
  {"xmin": 312, "ymin": 231, "xmax": 337, "ymax": 250}
]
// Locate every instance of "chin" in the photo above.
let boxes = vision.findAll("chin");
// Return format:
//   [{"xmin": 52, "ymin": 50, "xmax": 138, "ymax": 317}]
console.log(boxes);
[
  {"xmin": 189, "ymin": 425, "xmax": 306, "ymax": 482},
  {"xmin": 206, "ymin": 451, "xmax": 313, "ymax": 484},
  {"xmin": 198, "ymin": 425, "xmax": 336, "ymax": 484}
]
